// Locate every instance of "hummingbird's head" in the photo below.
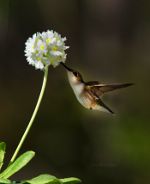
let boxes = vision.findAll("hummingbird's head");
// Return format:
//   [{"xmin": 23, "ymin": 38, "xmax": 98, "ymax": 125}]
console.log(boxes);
[
  {"xmin": 69, "ymin": 70, "xmax": 83, "ymax": 84},
  {"xmin": 61, "ymin": 62, "xmax": 83, "ymax": 84}
]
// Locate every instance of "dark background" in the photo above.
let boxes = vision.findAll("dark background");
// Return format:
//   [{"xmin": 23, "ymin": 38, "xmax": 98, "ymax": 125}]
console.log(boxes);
[{"xmin": 0, "ymin": 0, "xmax": 150, "ymax": 183}]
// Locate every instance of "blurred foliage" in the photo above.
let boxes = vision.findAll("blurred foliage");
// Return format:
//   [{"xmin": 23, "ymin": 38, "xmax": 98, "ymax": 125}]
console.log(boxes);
[{"xmin": 0, "ymin": 142, "xmax": 81, "ymax": 184}]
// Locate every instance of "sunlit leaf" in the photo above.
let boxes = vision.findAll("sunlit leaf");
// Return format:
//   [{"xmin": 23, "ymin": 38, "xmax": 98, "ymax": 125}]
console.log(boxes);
[
  {"xmin": 0, "ymin": 178, "xmax": 11, "ymax": 183},
  {"xmin": 24, "ymin": 174, "xmax": 61, "ymax": 184},
  {"xmin": 0, "ymin": 142, "xmax": 6, "ymax": 170},
  {"xmin": 60, "ymin": 177, "xmax": 81, "ymax": 184},
  {"xmin": 0, "ymin": 151, "xmax": 35, "ymax": 179}
]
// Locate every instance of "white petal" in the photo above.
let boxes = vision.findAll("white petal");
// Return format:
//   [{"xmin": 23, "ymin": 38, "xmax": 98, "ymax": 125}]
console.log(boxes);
[{"xmin": 25, "ymin": 30, "xmax": 69, "ymax": 70}]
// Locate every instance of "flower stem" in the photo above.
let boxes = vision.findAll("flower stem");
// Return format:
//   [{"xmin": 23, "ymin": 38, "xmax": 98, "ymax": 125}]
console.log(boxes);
[{"xmin": 10, "ymin": 66, "xmax": 49, "ymax": 164}]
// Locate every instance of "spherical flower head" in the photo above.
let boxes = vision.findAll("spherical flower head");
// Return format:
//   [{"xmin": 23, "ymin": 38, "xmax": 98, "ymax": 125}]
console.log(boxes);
[{"xmin": 25, "ymin": 30, "xmax": 69, "ymax": 70}]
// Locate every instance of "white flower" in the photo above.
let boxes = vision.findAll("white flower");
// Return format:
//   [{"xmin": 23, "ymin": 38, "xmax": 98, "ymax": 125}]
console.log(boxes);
[{"xmin": 25, "ymin": 30, "xmax": 69, "ymax": 70}]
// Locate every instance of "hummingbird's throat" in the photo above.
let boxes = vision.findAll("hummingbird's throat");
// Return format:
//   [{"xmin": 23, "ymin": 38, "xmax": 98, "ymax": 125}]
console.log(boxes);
[{"xmin": 67, "ymin": 71, "xmax": 79, "ymax": 84}]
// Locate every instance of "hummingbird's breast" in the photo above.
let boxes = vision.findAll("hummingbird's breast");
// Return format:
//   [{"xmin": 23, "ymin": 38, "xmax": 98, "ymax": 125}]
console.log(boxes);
[
  {"xmin": 79, "ymin": 90, "xmax": 97, "ymax": 109},
  {"xmin": 67, "ymin": 72, "xmax": 96, "ymax": 109},
  {"xmin": 71, "ymin": 83, "xmax": 84, "ymax": 98},
  {"xmin": 72, "ymin": 84, "xmax": 96, "ymax": 109},
  {"xmin": 69, "ymin": 82, "xmax": 88, "ymax": 107}
]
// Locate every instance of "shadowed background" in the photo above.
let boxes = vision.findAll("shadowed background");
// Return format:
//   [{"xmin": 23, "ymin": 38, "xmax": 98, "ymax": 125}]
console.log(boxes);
[{"xmin": 0, "ymin": 0, "xmax": 150, "ymax": 183}]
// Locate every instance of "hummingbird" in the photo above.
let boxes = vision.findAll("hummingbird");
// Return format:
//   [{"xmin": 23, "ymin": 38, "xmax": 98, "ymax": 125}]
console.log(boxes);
[{"xmin": 61, "ymin": 63, "xmax": 133, "ymax": 114}]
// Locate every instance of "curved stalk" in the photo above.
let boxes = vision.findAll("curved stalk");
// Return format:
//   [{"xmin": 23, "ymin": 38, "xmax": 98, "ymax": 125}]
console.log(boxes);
[{"xmin": 10, "ymin": 66, "xmax": 49, "ymax": 163}]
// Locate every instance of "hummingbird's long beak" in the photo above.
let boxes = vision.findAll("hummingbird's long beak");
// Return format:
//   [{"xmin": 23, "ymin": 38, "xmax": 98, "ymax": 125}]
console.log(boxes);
[{"xmin": 61, "ymin": 62, "xmax": 73, "ymax": 72}]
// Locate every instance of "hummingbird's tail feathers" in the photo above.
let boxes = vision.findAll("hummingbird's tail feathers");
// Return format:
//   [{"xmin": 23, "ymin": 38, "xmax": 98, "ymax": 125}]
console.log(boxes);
[
  {"xmin": 99, "ymin": 83, "xmax": 134, "ymax": 94},
  {"xmin": 97, "ymin": 99, "xmax": 114, "ymax": 114}
]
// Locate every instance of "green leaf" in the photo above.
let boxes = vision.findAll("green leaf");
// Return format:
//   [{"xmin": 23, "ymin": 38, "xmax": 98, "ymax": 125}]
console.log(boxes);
[
  {"xmin": 0, "ymin": 151, "xmax": 35, "ymax": 179},
  {"xmin": 0, "ymin": 142, "xmax": 6, "ymax": 170},
  {"xmin": 60, "ymin": 178, "xmax": 81, "ymax": 184},
  {"xmin": 0, "ymin": 178, "xmax": 11, "ymax": 183},
  {"xmin": 24, "ymin": 174, "xmax": 61, "ymax": 184}
]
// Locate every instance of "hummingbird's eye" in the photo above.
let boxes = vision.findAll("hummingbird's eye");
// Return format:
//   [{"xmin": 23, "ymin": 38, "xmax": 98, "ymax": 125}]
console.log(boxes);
[{"xmin": 73, "ymin": 71, "xmax": 78, "ymax": 77}]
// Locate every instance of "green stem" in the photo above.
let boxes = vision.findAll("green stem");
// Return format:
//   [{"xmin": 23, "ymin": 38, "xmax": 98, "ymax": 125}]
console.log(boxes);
[{"xmin": 10, "ymin": 66, "xmax": 49, "ymax": 164}]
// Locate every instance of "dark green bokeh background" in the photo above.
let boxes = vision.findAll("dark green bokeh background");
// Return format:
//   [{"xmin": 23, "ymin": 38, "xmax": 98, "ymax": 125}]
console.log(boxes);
[{"xmin": 0, "ymin": 0, "xmax": 150, "ymax": 183}]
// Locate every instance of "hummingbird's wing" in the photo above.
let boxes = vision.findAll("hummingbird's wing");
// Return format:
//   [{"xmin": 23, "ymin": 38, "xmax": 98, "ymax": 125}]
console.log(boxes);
[
  {"xmin": 86, "ymin": 81, "xmax": 100, "ymax": 85},
  {"xmin": 86, "ymin": 85, "xmax": 114, "ymax": 114},
  {"xmin": 86, "ymin": 82, "xmax": 133, "ymax": 96},
  {"xmin": 96, "ymin": 98, "xmax": 114, "ymax": 114}
]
